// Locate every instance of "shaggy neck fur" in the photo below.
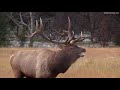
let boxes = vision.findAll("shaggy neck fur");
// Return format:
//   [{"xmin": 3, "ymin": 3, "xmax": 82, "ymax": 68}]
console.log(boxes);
[{"xmin": 48, "ymin": 49, "xmax": 80, "ymax": 74}]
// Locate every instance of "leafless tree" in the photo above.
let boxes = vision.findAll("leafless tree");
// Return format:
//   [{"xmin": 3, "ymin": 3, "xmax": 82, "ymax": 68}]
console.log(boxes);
[{"xmin": 7, "ymin": 12, "xmax": 36, "ymax": 47}]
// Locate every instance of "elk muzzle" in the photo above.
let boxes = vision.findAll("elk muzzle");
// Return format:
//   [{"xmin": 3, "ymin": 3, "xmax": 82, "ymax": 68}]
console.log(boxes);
[{"xmin": 79, "ymin": 48, "xmax": 86, "ymax": 57}]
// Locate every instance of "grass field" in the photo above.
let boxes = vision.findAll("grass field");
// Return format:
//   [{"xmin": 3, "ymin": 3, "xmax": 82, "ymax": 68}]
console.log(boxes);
[{"xmin": 0, "ymin": 47, "xmax": 120, "ymax": 78}]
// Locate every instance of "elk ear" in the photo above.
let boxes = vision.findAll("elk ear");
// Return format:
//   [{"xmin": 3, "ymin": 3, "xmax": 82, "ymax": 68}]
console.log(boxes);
[{"xmin": 58, "ymin": 44, "xmax": 66, "ymax": 49}]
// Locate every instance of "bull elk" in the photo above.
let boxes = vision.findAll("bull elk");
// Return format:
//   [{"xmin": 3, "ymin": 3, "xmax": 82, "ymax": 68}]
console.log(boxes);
[{"xmin": 10, "ymin": 17, "xmax": 86, "ymax": 78}]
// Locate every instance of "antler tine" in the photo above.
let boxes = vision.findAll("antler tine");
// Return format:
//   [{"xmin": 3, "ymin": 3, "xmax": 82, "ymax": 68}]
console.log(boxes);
[
  {"xmin": 67, "ymin": 17, "xmax": 70, "ymax": 38},
  {"xmin": 39, "ymin": 18, "xmax": 43, "ymax": 33},
  {"xmin": 78, "ymin": 31, "xmax": 85, "ymax": 41},
  {"xmin": 67, "ymin": 17, "xmax": 73, "ymax": 39},
  {"xmin": 25, "ymin": 18, "xmax": 43, "ymax": 39},
  {"xmin": 80, "ymin": 31, "xmax": 83, "ymax": 39},
  {"xmin": 36, "ymin": 19, "xmax": 39, "ymax": 31},
  {"xmin": 70, "ymin": 31, "xmax": 85, "ymax": 44},
  {"xmin": 68, "ymin": 17, "xmax": 74, "ymax": 41},
  {"xmin": 66, "ymin": 17, "xmax": 76, "ymax": 44},
  {"xmin": 36, "ymin": 18, "xmax": 43, "ymax": 34},
  {"xmin": 25, "ymin": 21, "xmax": 38, "ymax": 38}
]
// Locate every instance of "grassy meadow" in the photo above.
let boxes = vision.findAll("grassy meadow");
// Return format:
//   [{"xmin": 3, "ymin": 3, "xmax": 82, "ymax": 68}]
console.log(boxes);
[{"xmin": 0, "ymin": 47, "xmax": 120, "ymax": 78}]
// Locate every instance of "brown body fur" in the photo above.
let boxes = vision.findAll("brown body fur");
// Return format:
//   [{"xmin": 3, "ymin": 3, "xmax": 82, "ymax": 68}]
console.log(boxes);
[{"xmin": 10, "ymin": 46, "xmax": 86, "ymax": 78}]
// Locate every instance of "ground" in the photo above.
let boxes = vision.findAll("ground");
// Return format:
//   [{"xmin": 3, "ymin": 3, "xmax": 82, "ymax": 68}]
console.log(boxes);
[{"xmin": 0, "ymin": 47, "xmax": 120, "ymax": 78}]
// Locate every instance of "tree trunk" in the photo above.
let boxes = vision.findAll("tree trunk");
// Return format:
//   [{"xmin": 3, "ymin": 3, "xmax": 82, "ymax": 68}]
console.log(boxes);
[
  {"xmin": 19, "ymin": 41, "xmax": 25, "ymax": 47},
  {"xmin": 86, "ymin": 12, "xmax": 96, "ymax": 42},
  {"xmin": 29, "ymin": 37, "xmax": 34, "ymax": 47},
  {"xmin": 29, "ymin": 12, "xmax": 34, "ymax": 47}
]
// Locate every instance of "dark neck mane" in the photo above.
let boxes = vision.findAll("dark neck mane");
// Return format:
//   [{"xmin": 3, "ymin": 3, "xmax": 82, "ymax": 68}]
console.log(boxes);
[{"xmin": 48, "ymin": 49, "xmax": 79, "ymax": 74}]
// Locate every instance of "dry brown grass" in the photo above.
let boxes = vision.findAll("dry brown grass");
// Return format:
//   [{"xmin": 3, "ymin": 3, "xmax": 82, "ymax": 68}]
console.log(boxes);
[{"xmin": 0, "ymin": 47, "xmax": 120, "ymax": 78}]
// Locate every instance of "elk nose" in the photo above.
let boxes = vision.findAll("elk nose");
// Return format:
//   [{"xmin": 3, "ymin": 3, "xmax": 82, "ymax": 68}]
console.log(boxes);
[{"xmin": 82, "ymin": 48, "xmax": 86, "ymax": 52}]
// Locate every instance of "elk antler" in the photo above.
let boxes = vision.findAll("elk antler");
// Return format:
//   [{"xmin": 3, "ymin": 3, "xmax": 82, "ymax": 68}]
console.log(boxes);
[
  {"xmin": 25, "ymin": 18, "xmax": 43, "ymax": 38},
  {"xmin": 66, "ymin": 17, "xmax": 84, "ymax": 44},
  {"xmin": 70, "ymin": 31, "xmax": 85, "ymax": 44},
  {"xmin": 26, "ymin": 17, "xmax": 71, "ymax": 44},
  {"xmin": 26, "ymin": 17, "xmax": 84, "ymax": 45}
]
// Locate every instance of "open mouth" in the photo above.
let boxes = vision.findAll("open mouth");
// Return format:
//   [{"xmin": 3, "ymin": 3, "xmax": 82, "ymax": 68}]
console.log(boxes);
[{"xmin": 79, "ymin": 52, "xmax": 85, "ymax": 57}]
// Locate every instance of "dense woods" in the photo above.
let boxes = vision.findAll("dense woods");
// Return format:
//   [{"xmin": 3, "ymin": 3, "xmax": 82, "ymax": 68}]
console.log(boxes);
[{"xmin": 0, "ymin": 12, "xmax": 120, "ymax": 47}]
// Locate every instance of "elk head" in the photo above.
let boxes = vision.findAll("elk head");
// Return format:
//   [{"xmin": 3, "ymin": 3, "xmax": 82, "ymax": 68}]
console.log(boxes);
[{"xmin": 26, "ymin": 17, "xmax": 86, "ymax": 58}]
